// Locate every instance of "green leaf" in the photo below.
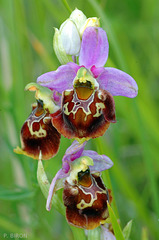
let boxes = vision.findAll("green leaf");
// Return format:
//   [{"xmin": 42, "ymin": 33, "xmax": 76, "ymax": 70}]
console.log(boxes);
[
  {"xmin": 141, "ymin": 227, "xmax": 149, "ymax": 240},
  {"xmin": 122, "ymin": 220, "xmax": 133, "ymax": 240},
  {"xmin": 61, "ymin": 0, "xmax": 72, "ymax": 13},
  {"xmin": 37, "ymin": 159, "xmax": 65, "ymax": 215},
  {"xmin": 108, "ymin": 203, "xmax": 125, "ymax": 240},
  {"xmin": 0, "ymin": 186, "xmax": 35, "ymax": 201}
]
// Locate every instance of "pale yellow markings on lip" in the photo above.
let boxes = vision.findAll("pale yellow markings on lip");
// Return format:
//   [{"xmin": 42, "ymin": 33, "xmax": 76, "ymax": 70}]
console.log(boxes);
[
  {"xmin": 93, "ymin": 102, "xmax": 105, "ymax": 118},
  {"xmin": 27, "ymin": 121, "xmax": 47, "ymax": 138},
  {"xmin": 27, "ymin": 111, "xmax": 47, "ymax": 138},
  {"xmin": 63, "ymin": 91, "xmax": 94, "ymax": 121},
  {"xmin": 63, "ymin": 101, "xmax": 91, "ymax": 121},
  {"xmin": 76, "ymin": 175, "xmax": 107, "ymax": 210},
  {"xmin": 63, "ymin": 102, "xmax": 70, "ymax": 115}
]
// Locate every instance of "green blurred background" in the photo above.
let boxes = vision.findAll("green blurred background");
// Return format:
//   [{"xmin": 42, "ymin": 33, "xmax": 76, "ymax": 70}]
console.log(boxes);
[{"xmin": 0, "ymin": 0, "xmax": 159, "ymax": 239}]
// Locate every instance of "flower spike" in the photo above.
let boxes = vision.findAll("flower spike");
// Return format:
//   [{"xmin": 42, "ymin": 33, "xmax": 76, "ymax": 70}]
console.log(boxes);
[{"xmin": 15, "ymin": 8, "xmax": 137, "ymax": 234}]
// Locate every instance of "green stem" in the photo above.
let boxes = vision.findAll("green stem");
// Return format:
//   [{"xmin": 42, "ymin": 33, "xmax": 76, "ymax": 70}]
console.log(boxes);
[
  {"xmin": 70, "ymin": 226, "xmax": 87, "ymax": 240},
  {"xmin": 87, "ymin": 227, "xmax": 101, "ymax": 240},
  {"xmin": 61, "ymin": 0, "xmax": 72, "ymax": 13}
]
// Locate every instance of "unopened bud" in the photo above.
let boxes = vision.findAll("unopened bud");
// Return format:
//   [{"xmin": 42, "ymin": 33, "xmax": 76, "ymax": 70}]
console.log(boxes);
[
  {"xmin": 53, "ymin": 9, "xmax": 100, "ymax": 63},
  {"xmin": 53, "ymin": 28, "xmax": 72, "ymax": 64},
  {"xmin": 70, "ymin": 8, "xmax": 87, "ymax": 32},
  {"xmin": 60, "ymin": 19, "xmax": 81, "ymax": 55},
  {"xmin": 80, "ymin": 17, "xmax": 100, "ymax": 36}
]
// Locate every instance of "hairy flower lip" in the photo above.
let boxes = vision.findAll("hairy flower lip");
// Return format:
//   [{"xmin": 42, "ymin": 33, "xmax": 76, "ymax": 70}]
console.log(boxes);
[
  {"xmin": 14, "ymin": 84, "xmax": 61, "ymax": 160},
  {"xmin": 14, "ymin": 100, "xmax": 61, "ymax": 160},
  {"xmin": 63, "ymin": 173, "xmax": 109, "ymax": 229},
  {"xmin": 51, "ymin": 88, "xmax": 116, "ymax": 140}
]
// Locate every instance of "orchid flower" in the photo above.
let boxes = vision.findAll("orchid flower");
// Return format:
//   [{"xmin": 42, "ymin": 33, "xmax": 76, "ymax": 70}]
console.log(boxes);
[
  {"xmin": 46, "ymin": 140, "xmax": 113, "ymax": 229},
  {"xmin": 37, "ymin": 26, "xmax": 138, "ymax": 141},
  {"xmin": 14, "ymin": 83, "xmax": 61, "ymax": 160}
]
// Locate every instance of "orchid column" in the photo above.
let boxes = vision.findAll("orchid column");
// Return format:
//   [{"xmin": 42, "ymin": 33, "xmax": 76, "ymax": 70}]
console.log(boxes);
[{"xmin": 14, "ymin": 8, "xmax": 138, "ymax": 240}]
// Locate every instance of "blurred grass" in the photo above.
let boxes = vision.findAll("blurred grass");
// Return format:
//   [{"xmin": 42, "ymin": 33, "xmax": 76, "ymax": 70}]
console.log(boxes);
[{"xmin": 0, "ymin": 0, "xmax": 159, "ymax": 239}]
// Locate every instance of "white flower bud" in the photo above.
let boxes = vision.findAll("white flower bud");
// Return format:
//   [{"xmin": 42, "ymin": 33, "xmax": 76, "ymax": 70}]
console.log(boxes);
[
  {"xmin": 53, "ymin": 28, "xmax": 72, "ymax": 64},
  {"xmin": 69, "ymin": 8, "xmax": 87, "ymax": 32},
  {"xmin": 60, "ymin": 19, "xmax": 81, "ymax": 55}
]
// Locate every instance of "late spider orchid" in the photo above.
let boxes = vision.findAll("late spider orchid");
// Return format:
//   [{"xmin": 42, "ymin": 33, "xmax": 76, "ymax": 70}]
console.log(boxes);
[
  {"xmin": 14, "ymin": 83, "xmax": 61, "ymax": 160},
  {"xmin": 38, "ymin": 26, "xmax": 138, "ymax": 141},
  {"xmin": 46, "ymin": 140, "xmax": 113, "ymax": 229}
]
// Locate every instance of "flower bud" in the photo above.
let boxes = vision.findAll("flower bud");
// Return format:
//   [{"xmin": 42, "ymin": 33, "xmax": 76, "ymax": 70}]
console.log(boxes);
[
  {"xmin": 53, "ymin": 28, "xmax": 73, "ymax": 65},
  {"xmin": 53, "ymin": 8, "xmax": 100, "ymax": 63},
  {"xmin": 80, "ymin": 17, "xmax": 100, "ymax": 36},
  {"xmin": 69, "ymin": 8, "xmax": 87, "ymax": 32},
  {"xmin": 60, "ymin": 19, "xmax": 81, "ymax": 55}
]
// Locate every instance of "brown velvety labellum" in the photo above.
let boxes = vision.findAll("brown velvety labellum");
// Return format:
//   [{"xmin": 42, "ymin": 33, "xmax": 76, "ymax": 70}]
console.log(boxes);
[
  {"xmin": 63, "ymin": 174, "xmax": 109, "ymax": 229},
  {"xmin": 51, "ymin": 89, "xmax": 116, "ymax": 140},
  {"xmin": 20, "ymin": 102, "xmax": 61, "ymax": 160}
]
